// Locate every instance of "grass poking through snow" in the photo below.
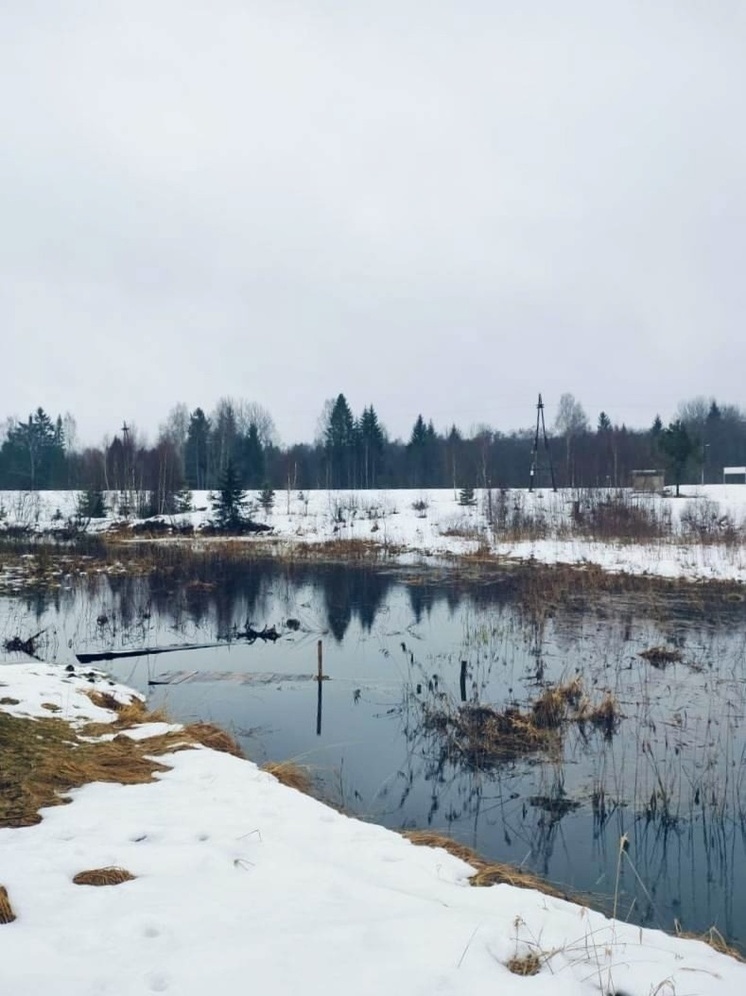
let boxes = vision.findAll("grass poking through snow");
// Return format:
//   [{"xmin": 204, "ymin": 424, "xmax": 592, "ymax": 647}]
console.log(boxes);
[{"xmin": 72, "ymin": 867, "xmax": 136, "ymax": 887}]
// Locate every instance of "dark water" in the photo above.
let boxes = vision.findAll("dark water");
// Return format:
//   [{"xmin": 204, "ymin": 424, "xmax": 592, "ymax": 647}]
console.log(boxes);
[{"xmin": 3, "ymin": 560, "xmax": 746, "ymax": 947}]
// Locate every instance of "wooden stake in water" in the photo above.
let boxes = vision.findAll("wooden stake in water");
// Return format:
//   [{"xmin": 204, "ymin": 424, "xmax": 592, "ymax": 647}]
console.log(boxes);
[
  {"xmin": 316, "ymin": 640, "xmax": 323, "ymax": 736},
  {"xmin": 460, "ymin": 660, "xmax": 467, "ymax": 702}
]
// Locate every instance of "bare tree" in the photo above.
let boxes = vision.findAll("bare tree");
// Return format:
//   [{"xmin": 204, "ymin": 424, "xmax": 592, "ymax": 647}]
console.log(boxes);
[
  {"xmin": 236, "ymin": 401, "xmax": 278, "ymax": 448},
  {"xmin": 553, "ymin": 393, "xmax": 589, "ymax": 487}
]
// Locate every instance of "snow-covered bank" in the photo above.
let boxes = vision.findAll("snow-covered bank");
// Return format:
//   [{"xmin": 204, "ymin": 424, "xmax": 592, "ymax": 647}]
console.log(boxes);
[
  {"xmin": 4, "ymin": 486, "xmax": 746, "ymax": 582},
  {"xmin": 0, "ymin": 660, "xmax": 744, "ymax": 996}
]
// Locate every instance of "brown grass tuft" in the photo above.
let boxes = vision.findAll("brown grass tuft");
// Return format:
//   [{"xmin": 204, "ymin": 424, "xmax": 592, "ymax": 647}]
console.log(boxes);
[
  {"xmin": 72, "ymin": 867, "xmax": 136, "ymax": 887},
  {"xmin": 470, "ymin": 863, "xmax": 569, "ymax": 899},
  {"xmin": 401, "ymin": 829, "xmax": 576, "ymax": 902},
  {"xmin": 675, "ymin": 923, "xmax": 745, "ymax": 961},
  {"xmin": 0, "ymin": 697, "xmax": 20, "ymax": 706},
  {"xmin": 402, "ymin": 830, "xmax": 485, "ymax": 869},
  {"xmin": 86, "ymin": 689, "xmax": 125, "ymax": 712},
  {"xmin": 262, "ymin": 760, "xmax": 312, "ymax": 794},
  {"xmin": 82, "ymin": 691, "xmax": 170, "ymax": 736},
  {"xmin": 506, "ymin": 951, "xmax": 541, "ymax": 976},
  {"xmin": 0, "ymin": 885, "xmax": 16, "ymax": 924},
  {"xmin": 183, "ymin": 722, "xmax": 244, "ymax": 757}
]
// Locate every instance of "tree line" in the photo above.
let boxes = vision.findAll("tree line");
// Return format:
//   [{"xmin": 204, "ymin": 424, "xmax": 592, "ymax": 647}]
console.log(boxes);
[{"xmin": 0, "ymin": 393, "xmax": 744, "ymax": 505}]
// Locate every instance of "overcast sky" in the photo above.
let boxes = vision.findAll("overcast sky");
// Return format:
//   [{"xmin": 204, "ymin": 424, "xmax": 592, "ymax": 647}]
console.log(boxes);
[{"xmin": 2, "ymin": 2, "xmax": 745, "ymax": 446}]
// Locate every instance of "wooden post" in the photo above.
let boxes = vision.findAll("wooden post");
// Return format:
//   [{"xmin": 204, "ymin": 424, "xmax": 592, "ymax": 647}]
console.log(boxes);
[
  {"xmin": 316, "ymin": 640, "xmax": 323, "ymax": 736},
  {"xmin": 460, "ymin": 660, "xmax": 467, "ymax": 703}
]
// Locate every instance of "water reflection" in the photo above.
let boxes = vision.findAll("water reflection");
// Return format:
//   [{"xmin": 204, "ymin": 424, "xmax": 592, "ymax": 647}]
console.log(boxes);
[{"xmin": 3, "ymin": 560, "xmax": 746, "ymax": 948}]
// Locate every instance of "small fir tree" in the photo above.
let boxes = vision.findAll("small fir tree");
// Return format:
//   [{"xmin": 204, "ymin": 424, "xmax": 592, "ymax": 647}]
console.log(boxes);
[
  {"xmin": 458, "ymin": 485, "xmax": 477, "ymax": 507},
  {"xmin": 77, "ymin": 487, "xmax": 106, "ymax": 519},
  {"xmin": 658, "ymin": 420, "xmax": 696, "ymax": 497},
  {"xmin": 258, "ymin": 483, "xmax": 275, "ymax": 514},
  {"xmin": 210, "ymin": 460, "xmax": 248, "ymax": 531}
]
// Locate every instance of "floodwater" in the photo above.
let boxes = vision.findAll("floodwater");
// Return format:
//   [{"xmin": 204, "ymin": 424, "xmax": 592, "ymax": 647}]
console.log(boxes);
[{"xmin": 3, "ymin": 559, "xmax": 746, "ymax": 947}]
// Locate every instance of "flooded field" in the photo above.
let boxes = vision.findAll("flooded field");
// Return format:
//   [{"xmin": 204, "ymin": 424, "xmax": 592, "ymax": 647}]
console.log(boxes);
[{"xmin": 3, "ymin": 559, "xmax": 746, "ymax": 947}]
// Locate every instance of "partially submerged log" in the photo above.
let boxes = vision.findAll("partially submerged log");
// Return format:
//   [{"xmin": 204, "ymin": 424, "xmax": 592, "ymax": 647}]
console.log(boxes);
[{"xmin": 76, "ymin": 625, "xmax": 283, "ymax": 664}]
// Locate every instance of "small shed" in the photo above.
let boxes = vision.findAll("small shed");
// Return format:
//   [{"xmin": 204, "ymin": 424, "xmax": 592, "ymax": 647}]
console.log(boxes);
[
  {"xmin": 723, "ymin": 466, "xmax": 746, "ymax": 484},
  {"xmin": 630, "ymin": 469, "xmax": 665, "ymax": 492}
]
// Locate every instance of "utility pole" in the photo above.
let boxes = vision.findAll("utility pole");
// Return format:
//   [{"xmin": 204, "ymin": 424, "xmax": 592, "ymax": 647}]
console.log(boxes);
[{"xmin": 529, "ymin": 394, "xmax": 557, "ymax": 492}]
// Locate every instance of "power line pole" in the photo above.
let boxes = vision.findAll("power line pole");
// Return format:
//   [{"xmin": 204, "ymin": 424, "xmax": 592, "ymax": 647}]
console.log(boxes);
[{"xmin": 528, "ymin": 393, "xmax": 557, "ymax": 492}]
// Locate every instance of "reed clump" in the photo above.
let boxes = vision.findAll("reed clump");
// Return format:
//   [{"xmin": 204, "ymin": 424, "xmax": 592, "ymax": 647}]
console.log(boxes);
[
  {"xmin": 421, "ymin": 677, "xmax": 617, "ymax": 768},
  {"xmin": 424, "ymin": 700, "xmax": 560, "ymax": 766},
  {"xmin": 638, "ymin": 645, "xmax": 683, "ymax": 667}
]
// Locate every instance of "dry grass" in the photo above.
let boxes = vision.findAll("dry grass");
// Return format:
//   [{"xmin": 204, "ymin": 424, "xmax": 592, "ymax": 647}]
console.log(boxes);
[
  {"xmin": 532, "ymin": 678, "xmax": 583, "ymax": 729},
  {"xmin": 0, "ymin": 697, "xmax": 19, "ymax": 706},
  {"xmin": 0, "ymin": 885, "xmax": 16, "ymax": 924},
  {"xmin": 675, "ymin": 923, "xmax": 745, "ymax": 962},
  {"xmin": 506, "ymin": 951, "xmax": 541, "ymax": 976},
  {"xmin": 0, "ymin": 697, "xmax": 243, "ymax": 828},
  {"xmin": 72, "ymin": 867, "xmax": 136, "ymax": 887},
  {"xmin": 401, "ymin": 830, "xmax": 573, "ymax": 901},
  {"xmin": 424, "ymin": 701, "xmax": 561, "ymax": 766},
  {"xmin": 579, "ymin": 692, "xmax": 621, "ymax": 737},
  {"xmin": 421, "ymin": 677, "xmax": 608, "ymax": 768},
  {"xmin": 262, "ymin": 760, "xmax": 312, "ymax": 794},
  {"xmin": 182, "ymin": 722, "xmax": 244, "ymax": 757}
]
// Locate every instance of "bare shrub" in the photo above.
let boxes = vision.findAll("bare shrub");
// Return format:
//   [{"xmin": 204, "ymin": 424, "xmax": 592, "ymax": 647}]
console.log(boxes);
[
  {"xmin": 680, "ymin": 498, "xmax": 741, "ymax": 545},
  {"xmin": 572, "ymin": 489, "xmax": 670, "ymax": 542}
]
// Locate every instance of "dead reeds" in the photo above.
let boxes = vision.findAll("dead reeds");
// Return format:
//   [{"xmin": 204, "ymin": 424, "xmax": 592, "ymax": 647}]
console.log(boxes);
[
  {"xmin": 424, "ymin": 700, "xmax": 559, "ymax": 766},
  {"xmin": 401, "ymin": 830, "xmax": 574, "ymax": 901},
  {"xmin": 638, "ymin": 645, "xmax": 683, "ymax": 667},
  {"xmin": 421, "ymin": 677, "xmax": 619, "ymax": 768},
  {"xmin": 72, "ymin": 867, "xmax": 136, "ymax": 887},
  {"xmin": 262, "ymin": 760, "xmax": 313, "ymax": 794},
  {"xmin": 182, "ymin": 722, "xmax": 244, "ymax": 757},
  {"xmin": 0, "ymin": 885, "xmax": 16, "ymax": 924},
  {"xmin": 506, "ymin": 951, "xmax": 541, "ymax": 976}
]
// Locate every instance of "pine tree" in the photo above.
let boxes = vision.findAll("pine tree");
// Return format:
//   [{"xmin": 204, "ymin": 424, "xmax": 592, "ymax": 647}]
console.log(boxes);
[
  {"xmin": 658, "ymin": 420, "xmax": 696, "ymax": 497},
  {"xmin": 358, "ymin": 405, "xmax": 385, "ymax": 488},
  {"xmin": 185, "ymin": 408, "xmax": 211, "ymax": 489},
  {"xmin": 324, "ymin": 394, "xmax": 355, "ymax": 488}
]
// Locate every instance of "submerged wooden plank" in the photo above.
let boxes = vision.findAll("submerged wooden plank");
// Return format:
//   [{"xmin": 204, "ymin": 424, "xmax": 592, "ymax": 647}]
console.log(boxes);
[{"xmin": 148, "ymin": 670, "xmax": 329, "ymax": 686}]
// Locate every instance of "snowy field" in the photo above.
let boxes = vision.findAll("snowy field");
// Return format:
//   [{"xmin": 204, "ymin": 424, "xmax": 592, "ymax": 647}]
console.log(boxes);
[
  {"xmin": 4, "ymin": 485, "xmax": 746, "ymax": 582},
  {"xmin": 1, "ymin": 659, "xmax": 744, "ymax": 996}
]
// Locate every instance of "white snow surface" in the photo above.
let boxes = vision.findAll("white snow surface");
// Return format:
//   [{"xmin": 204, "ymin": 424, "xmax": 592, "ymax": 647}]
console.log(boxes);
[
  {"xmin": 5, "ymin": 485, "xmax": 746, "ymax": 582},
  {"xmin": 1, "ymin": 661, "xmax": 745, "ymax": 994}
]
